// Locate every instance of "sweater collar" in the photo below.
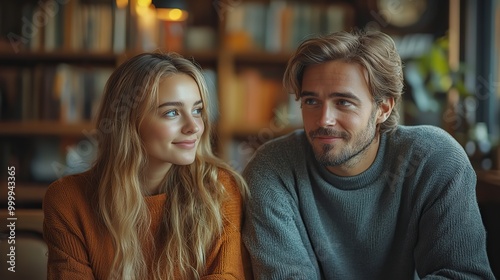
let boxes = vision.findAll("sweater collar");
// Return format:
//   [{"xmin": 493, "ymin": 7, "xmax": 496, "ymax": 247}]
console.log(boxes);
[{"xmin": 145, "ymin": 193, "xmax": 167, "ymax": 215}]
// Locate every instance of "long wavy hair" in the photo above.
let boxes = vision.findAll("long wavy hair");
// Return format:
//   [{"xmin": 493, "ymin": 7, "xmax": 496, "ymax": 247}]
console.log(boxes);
[
  {"xmin": 90, "ymin": 52, "xmax": 247, "ymax": 279},
  {"xmin": 283, "ymin": 30, "xmax": 404, "ymax": 134}
]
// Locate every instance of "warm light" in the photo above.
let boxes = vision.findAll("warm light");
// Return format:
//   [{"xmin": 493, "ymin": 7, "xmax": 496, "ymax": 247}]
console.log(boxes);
[
  {"xmin": 168, "ymin": 9, "xmax": 182, "ymax": 20},
  {"xmin": 137, "ymin": 0, "xmax": 152, "ymax": 7},
  {"xmin": 156, "ymin": 8, "xmax": 188, "ymax": 21},
  {"xmin": 115, "ymin": 0, "xmax": 128, "ymax": 8},
  {"xmin": 135, "ymin": 0, "xmax": 154, "ymax": 17}
]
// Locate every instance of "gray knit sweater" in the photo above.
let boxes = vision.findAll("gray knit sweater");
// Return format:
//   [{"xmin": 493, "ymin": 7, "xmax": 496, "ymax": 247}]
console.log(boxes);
[{"xmin": 242, "ymin": 125, "xmax": 495, "ymax": 280}]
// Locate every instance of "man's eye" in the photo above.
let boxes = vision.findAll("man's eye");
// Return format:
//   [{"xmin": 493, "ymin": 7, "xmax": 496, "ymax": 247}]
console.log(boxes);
[
  {"xmin": 302, "ymin": 98, "xmax": 318, "ymax": 105},
  {"xmin": 337, "ymin": 100, "xmax": 353, "ymax": 106}
]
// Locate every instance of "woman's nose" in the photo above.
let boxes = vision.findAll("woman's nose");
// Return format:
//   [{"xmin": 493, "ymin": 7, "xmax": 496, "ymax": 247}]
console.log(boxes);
[{"xmin": 182, "ymin": 115, "xmax": 201, "ymax": 134}]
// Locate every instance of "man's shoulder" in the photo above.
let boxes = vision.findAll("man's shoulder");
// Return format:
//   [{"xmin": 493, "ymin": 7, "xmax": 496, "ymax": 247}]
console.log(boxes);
[
  {"xmin": 392, "ymin": 125, "xmax": 460, "ymax": 150},
  {"xmin": 258, "ymin": 129, "xmax": 306, "ymax": 153},
  {"xmin": 389, "ymin": 125, "xmax": 469, "ymax": 167},
  {"xmin": 395, "ymin": 124, "xmax": 450, "ymax": 138},
  {"xmin": 244, "ymin": 129, "xmax": 307, "ymax": 174}
]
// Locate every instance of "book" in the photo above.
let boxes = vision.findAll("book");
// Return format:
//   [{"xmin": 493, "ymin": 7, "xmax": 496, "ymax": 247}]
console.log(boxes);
[
  {"xmin": 159, "ymin": 21, "xmax": 185, "ymax": 52},
  {"xmin": 0, "ymin": 67, "xmax": 22, "ymax": 120},
  {"xmin": 113, "ymin": 4, "xmax": 127, "ymax": 53},
  {"xmin": 224, "ymin": 1, "xmax": 355, "ymax": 53},
  {"xmin": 202, "ymin": 69, "xmax": 219, "ymax": 123}
]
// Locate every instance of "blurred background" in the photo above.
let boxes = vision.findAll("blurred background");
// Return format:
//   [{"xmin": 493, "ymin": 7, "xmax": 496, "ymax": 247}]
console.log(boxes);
[{"xmin": 0, "ymin": 0, "xmax": 499, "ymax": 278}]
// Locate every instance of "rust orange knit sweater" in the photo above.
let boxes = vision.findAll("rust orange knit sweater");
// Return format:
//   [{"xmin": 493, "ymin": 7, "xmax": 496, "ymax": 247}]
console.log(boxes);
[{"xmin": 43, "ymin": 169, "xmax": 251, "ymax": 279}]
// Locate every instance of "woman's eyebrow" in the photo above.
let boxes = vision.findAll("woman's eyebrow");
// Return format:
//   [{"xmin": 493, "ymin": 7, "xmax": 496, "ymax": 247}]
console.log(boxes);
[
  {"xmin": 158, "ymin": 100, "xmax": 203, "ymax": 108},
  {"xmin": 158, "ymin": 101, "xmax": 183, "ymax": 108}
]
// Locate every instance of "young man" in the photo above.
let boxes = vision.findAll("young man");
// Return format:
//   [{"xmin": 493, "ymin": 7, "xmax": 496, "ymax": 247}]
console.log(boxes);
[{"xmin": 242, "ymin": 30, "xmax": 495, "ymax": 279}]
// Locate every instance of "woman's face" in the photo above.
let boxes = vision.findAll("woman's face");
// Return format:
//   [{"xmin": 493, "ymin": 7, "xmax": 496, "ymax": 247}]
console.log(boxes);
[{"xmin": 139, "ymin": 73, "xmax": 205, "ymax": 170}]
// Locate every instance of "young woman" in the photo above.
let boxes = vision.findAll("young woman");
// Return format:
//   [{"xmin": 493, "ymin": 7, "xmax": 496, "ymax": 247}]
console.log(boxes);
[{"xmin": 43, "ymin": 52, "xmax": 251, "ymax": 279}]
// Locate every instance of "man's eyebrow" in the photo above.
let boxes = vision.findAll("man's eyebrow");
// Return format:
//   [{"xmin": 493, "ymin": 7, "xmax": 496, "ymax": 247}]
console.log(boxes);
[
  {"xmin": 329, "ymin": 92, "xmax": 362, "ymax": 103},
  {"xmin": 299, "ymin": 91, "xmax": 318, "ymax": 98},
  {"xmin": 299, "ymin": 91, "xmax": 362, "ymax": 103},
  {"xmin": 158, "ymin": 100, "xmax": 203, "ymax": 108}
]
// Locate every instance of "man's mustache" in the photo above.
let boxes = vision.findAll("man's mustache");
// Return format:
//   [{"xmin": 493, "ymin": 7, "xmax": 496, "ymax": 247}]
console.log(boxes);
[{"xmin": 309, "ymin": 127, "xmax": 349, "ymax": 139}]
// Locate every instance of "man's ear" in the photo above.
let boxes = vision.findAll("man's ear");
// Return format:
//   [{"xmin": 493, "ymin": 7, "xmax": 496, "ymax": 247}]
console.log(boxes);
[{"xmin": 376, "ymin": 97, "xmax": 395, "ymax": 124}]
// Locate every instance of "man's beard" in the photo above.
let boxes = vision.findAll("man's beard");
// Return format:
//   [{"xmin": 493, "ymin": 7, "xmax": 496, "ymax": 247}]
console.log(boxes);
[{"xmin": 309, "ymin": 118, "xmax": 378, "ymax": 169}]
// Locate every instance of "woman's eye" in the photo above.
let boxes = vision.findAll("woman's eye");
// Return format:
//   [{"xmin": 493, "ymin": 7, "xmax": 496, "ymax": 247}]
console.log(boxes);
[
  {"xmin": 193, "ymin": 107, "xmax": 203, "ymax": 116},
  {"xmin": 164, "ymin": 110, "xmax": 178, "ymax": 117}
]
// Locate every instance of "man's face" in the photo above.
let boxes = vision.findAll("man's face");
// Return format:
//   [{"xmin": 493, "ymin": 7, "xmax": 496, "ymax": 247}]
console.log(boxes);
[{"xmin": 300, "ymin": 60, "xmax": 388, "ymax": 176}]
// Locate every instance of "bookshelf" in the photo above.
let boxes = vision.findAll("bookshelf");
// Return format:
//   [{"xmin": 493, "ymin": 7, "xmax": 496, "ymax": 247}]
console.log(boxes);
[
  {"xmin": 0, "ymin": 0, "xmax": 356, "ymax": 203},
  {"xmin": 216, "ymin": 0, "xmax": 356, "ymax": 170},
  {"xmin": 0, "ymin": 121, "xmax": 94, "ymax": 136}
]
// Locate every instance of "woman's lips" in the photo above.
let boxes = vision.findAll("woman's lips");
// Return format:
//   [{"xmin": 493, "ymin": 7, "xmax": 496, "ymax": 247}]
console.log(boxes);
[{"xmin": 172, "ymin": 139, "xmax": 197, "ymax": 149}]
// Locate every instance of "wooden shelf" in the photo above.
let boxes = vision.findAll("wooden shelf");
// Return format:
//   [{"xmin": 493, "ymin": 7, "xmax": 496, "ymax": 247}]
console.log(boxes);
[
  {"xmin": 0, "ymin": 121, "xmax": 95, "ymax": 136},
  {"xmin": 0, "ymin": 50, "xmax": 120, "ymax": 65},
  {"xmin": 476, "ymin": 170, "xmax": 500, "ymax": 203},
  {"xmin": 0, "ymin": 48, "xmax": 221, "ymax": 62},
  {"xmin": 183, "ymin": 50, "xmax": 219, "ymax": 65},
  {"xmin": 232, "ymin": 51, "xmax": 292, "ymax": 65},
  {"xmin": 0, "ymin": 182, "xmax": 47, "ymax": 209},
  {"xmin": 117, "ymin": 49, "xmax": 219, "ymax": 66}
]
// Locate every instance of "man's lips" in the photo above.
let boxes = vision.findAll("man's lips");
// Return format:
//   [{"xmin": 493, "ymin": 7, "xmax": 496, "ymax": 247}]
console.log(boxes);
[{"xmin": 313, "ymin": 135, "xmax": 343, "ymax": 144}]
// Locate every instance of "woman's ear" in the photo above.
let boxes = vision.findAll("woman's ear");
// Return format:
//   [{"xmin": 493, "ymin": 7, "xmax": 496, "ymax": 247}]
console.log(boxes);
[{"xmin": 377, "ymin": 97, "xmax": 395, "ymax": 124}]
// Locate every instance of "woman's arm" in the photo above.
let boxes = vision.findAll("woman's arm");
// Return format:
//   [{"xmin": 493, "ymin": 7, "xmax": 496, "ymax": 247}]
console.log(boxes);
[
  {"xmin": 202, "ymin": 170, "xmax": 253, "ymax": 280},
  {"xmin": 43, "ymin": 178, "xmax": 96, "ymax": 280}
]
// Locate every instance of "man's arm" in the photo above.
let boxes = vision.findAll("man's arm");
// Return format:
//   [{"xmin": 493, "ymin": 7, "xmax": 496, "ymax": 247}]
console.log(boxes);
[
  {"xmin": 414, "ymin": 158, "xmax": 495, "ymax": 279},
  {"xmin": 242, "ymin": 151, "xmax": 321, "ymax": 280}
]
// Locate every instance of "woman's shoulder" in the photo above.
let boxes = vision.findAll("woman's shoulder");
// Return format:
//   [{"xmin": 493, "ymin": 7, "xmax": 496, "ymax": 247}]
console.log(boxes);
[
  {"xmin": 216, "ymin": 168, "xmax": 244, "ymax": 230},
  {"xmin": 43, "ymin": 171, "xmax": 102, "ymax": 249},
  {"xmin": 44, "ymin": 171, "xmax": 95, "ymax": 210},
  {"xmin": 217, "ymin": 168, "xmax": 241, "ymax": 197}
]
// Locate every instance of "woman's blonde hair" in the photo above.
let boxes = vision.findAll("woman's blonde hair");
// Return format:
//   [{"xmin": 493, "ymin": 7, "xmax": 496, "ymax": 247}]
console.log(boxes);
[
  {"xmin": 90, "ymin": 52, "xmax": 247, "ymax": 279},
  {"xmin": 283, "ymin": 30, "xmax": 404, "ymax": 134}
]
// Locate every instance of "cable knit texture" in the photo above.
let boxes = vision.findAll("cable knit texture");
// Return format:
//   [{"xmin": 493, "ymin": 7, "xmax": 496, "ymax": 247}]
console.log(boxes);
[
  {"xmin": 43, "ymin": 169, "xmax": 250, "ymax": 279},
  {"xmin": 242, "ymin": 125, "xmax": 495, "ymax": 280}
]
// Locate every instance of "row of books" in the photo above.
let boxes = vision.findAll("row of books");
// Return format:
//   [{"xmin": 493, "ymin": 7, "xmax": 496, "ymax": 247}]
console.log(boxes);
[
  {"xmin": 2, "ymin": 0, "xmax": 352, "ymax": 55},
  {"xmin": 0, "ymin": 64, "xmax": 221, "ymax": 123},
  {"xmin": 0, "ymin": 0, "xmax": 125, "ymax": 52},
  {"xmin": 224, "ymin": 0, "xmax": 354, "ymax": 53},
  {"xmin": 0, "ymin": 0, "xmax": 190, "ymax": 53},
  {"xmin": 221, "ymin": 68, "xmax": 302, "ymax": 130},
  {"xmin": 222, "ymin": 69, "xmax": 280, "ymax": 129},
  {"xmin": 0, "ymin": 64, "xmax": 113, "ymax": 122}
]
